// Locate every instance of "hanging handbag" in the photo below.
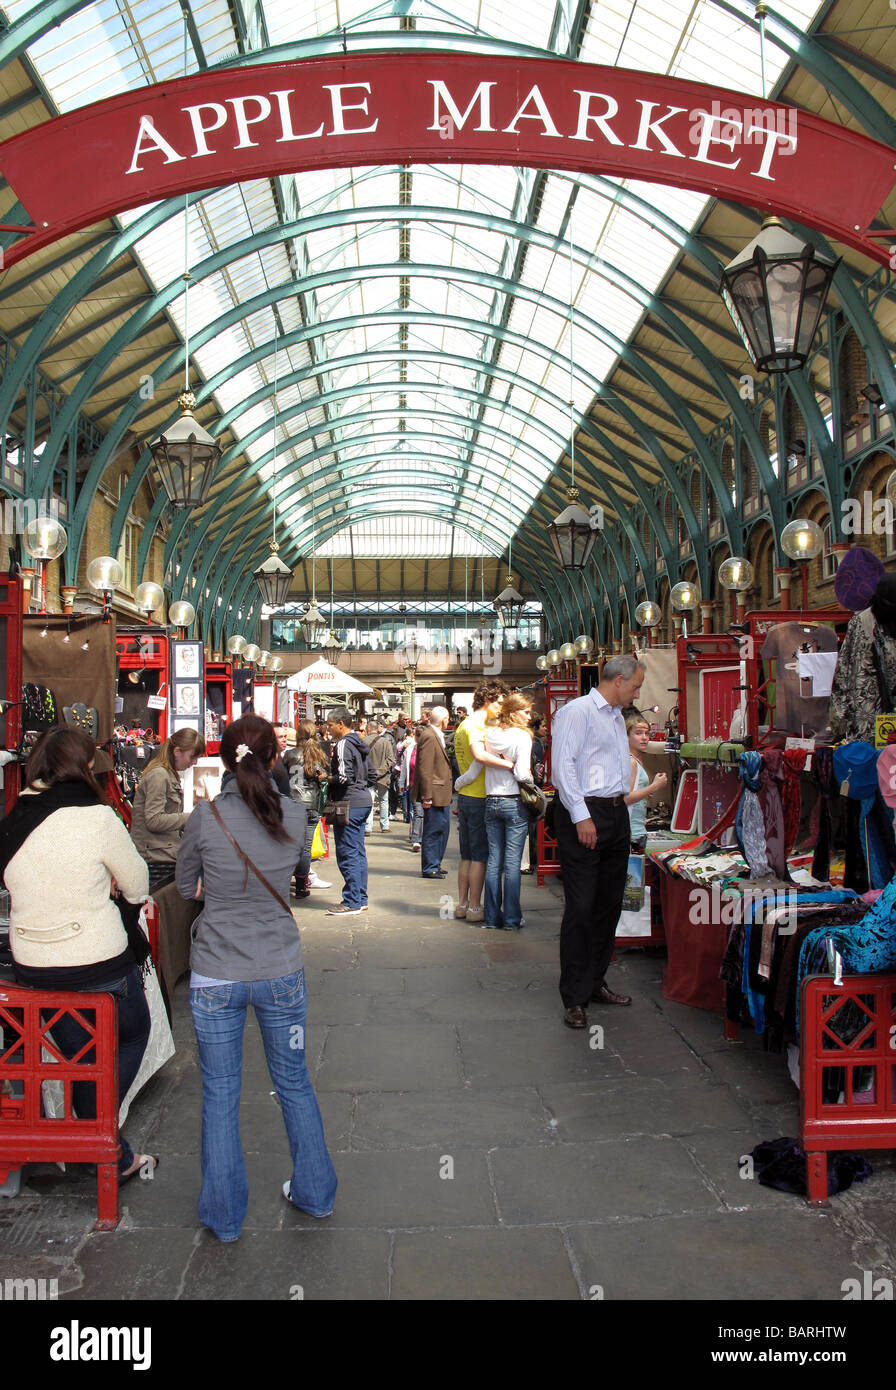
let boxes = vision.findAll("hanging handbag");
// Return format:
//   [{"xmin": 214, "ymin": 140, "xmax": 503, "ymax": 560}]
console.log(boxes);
[
  {"xmin": 208, "ymin": 801, "xmax": 294, "ymax": 916},
  {"xmin": 321, "ymin": 798, "xmax": 351, "ymax": 828},
  {"xmin": 518, "ymin": 779, "xmax": 547, "ymax": 821}
]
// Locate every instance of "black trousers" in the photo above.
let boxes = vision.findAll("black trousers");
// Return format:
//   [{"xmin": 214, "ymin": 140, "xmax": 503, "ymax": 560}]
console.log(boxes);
[{"xmin": 555, "ymin": 797, "xmax": 631, "ymax": 1007}]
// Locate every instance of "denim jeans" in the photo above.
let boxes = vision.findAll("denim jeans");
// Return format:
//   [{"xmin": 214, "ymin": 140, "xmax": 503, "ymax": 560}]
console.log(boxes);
[
  {"xmin": 334, "ymin": 804, "xmax": 370, "ymax": 909},
  {"xmin": 43, "ymin": 967, "xmax": 150, "ymax": 1174},
  {"xmin": 190, "ymin": 970, "xmax": 337, "ymax": 1241},
  {"xmin": 421, "ymin": 804, "xmax": 451, "ymax": 875},
  {"xmin": 295, "ymin": 810, "xmax": 319, "ymax": 883},
  {"xmin": 409, "ymin": 800, "xmax": 424, "ymax": 845},
  {"xmin": 484, "ymin": 795, "xmax": 529, "ymax": 929},
  {"xmin": 372, "ymin": 785, "xmax": 390, "ymax": 830}
]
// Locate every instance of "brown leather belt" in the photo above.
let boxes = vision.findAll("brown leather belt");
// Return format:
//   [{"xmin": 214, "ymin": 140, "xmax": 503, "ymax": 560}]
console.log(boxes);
[{"xmin": 585, "ymin": 794, "xmax": 625, "ymax": 807}]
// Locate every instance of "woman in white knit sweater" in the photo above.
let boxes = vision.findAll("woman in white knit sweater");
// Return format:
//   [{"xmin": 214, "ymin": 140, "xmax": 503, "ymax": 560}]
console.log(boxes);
[{"xmin": 0, "ymin": 727, "xmax": 157, "ymax": 1182}]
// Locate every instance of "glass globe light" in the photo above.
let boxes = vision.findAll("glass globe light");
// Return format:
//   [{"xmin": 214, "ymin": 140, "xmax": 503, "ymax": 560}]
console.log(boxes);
[
  {"xmin": 268, "ymin": 655, "xmax": 284, "ymax": 673},
  {"xmin": 258, "ymin": 650, "xmax": 271, "ymax": 669},
  {"xmin": 226, "ymin": 634, "xmax": 248, "ymax": 656},
  {"xmin": 243, "ymin": 644, "xmax": 262, "ymax": 664},
  {"xmin": 546, "ymin": 649, "xmax": 561, "ymax": 667},
  {"xmin": 560, "ymin": 641, "xmax": 577, "ymax": 661},
  {"xmin": 169, "ymin": 600, "xmax": 196, "ymax": 628},
  {"xmin": 780, "ymin": 518, "xmax": 824, "ymax": 561},
  {"xmin": 574, "ymin": 634, "xmax": 595, "ymax": 656},
  {"xmin": 86, "ymin": 555, "xmax": 124, "ymax": 591},
  {"xmin": 22, "ymin": 516, "xmax": 67, "ymax": 562},
  {"xmin": 670, "ymin": 581, "xmax": 698, "ymax": 611},
  {"xmin": 718, "ymin": 557, "xmax": 754, "ymax": 592},
  {"xmin": 535, "ymin": 655, "xmax": 550, "ymax": 671},
  {"xmin": 635, "ymin": 601, "xmax": 661, "ymax": 628},
  {"xmin": 135, "ymin": 581, "xmax": 164, "ymax": 615}
]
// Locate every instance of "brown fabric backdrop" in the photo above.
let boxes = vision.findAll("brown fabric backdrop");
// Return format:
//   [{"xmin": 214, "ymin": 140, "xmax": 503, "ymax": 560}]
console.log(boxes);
[{"xmin": 22, "ymin": 615, "xmax": 117, "ymax": 743}]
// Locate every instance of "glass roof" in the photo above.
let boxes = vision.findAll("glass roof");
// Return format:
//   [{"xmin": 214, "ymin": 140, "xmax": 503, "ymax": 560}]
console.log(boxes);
[{"xmin": 3, "ymin": 0, "xmax": 826, "ymax": 558}]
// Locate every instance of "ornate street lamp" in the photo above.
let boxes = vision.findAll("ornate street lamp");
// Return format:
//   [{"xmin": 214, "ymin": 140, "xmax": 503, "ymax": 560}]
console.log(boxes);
[
  {"xmin": 299, "ymin": 600, "xmax": 327, "ymax": 647},
  {"xmin": 719, "ymin": 218, "xmax": 839, "ymax": 374},
  {"xmin": 253, "ymin": 541, "xmax": 293, "ymax": 609},
  {"xmin": 493, "ymin": 573, "xmax": 525, "ymax": 633},
  {"xmin": 149, "ymin": 391, "xmax": 222, "ymax": 508}
]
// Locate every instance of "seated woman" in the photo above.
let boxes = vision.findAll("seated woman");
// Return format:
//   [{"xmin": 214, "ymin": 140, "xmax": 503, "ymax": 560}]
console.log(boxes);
[
  {"xmin": 130, "ymin": 728, "xmax": 206, "ymax": 893},
  {"xmin": 176, "ymin": 714, "xmax": 337, "ymax": 1242},
  {"xmin": 0, "ymin": 727, "xmax": 157, "ymax": 1182}
]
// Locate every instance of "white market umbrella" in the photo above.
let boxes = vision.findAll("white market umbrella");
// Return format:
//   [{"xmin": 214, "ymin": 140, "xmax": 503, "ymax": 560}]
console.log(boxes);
[{"xmin": 284, "ymin": 657, "xmax": 375, "ymax": 695}]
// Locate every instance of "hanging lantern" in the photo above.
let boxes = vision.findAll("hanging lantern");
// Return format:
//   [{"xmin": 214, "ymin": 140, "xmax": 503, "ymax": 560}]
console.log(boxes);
[
  {"xmin": 719, "ymin": 219, "xmax": 839, "ymax": 374},
  {"xmin": 670, "ymin": 581, "xmax": 699, "ymax": 611},
  {"xmin": 253, "ymin": 541, "xmax": 294, "ymax": 610},
  {"xmin": 718, "ymin": 557, "xmax": 754, "ymax": 592},
  {"xmin": 635, "ymin": 601, "xmax": 661, "ymax": 628},
  {"xmin": 493, "ymin": 573, "xmax": 525, "ymax": 630},
  {"xmin": 780, "ymin": 518, "xmax": 824, "ymax": 561},
  {"xmin": 149, "ymin": 391, "xmax": 222, "ymax": 508},
  {"xmin": 547, "ymin": 487, "xmax": 597, "ymax": 571},
  {"xmin": 322, "ymin": 630, "xmax": 344, "ymax": 666},
  {"xmin": 299, "ymin": 600, "xmax": 327, "ymax": 647}
]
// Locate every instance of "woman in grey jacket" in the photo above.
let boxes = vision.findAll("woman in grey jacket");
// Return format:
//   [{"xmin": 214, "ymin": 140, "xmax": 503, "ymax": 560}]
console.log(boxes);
[
  {"xmin": 176, "ymin": 714, "xmax": 337, "ymax": 1242},
  {"xmin": 131, "ymin": 728, "xmax": 205, "ymax": 892}
]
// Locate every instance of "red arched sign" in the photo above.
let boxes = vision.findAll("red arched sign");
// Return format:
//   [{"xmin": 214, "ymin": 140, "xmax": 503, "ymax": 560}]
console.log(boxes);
[{"xmin": 0, "ymin": 50, "xmax": 893, "ymax": 268}]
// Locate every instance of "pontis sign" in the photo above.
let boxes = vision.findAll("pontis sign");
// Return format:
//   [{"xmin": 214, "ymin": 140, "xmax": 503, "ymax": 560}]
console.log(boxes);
[{"xmin": 0, "ymin": 52, "xmax": 893, "ymax": 268}]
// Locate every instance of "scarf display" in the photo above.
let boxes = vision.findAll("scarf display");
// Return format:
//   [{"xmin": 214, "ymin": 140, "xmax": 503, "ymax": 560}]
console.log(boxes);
[
  {"xmin": 735, "ymin": 751, "xmax": 769, "ymax": 878},
  {"xmin": 758, "ymin": 752, "xmax": 789, "ymax": 880}
]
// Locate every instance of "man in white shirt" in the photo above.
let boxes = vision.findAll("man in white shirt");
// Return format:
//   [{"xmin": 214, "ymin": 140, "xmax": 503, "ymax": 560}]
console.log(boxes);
[{"xmin": 550, "ymin": 655, "xmax": 646, "ymax": 1029}]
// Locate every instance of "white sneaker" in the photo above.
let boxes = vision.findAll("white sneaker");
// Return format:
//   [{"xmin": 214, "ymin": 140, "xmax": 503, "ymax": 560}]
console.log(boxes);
[{"xmin": 307, "ymin": 872, "xmax": 332, "ymax": 888}]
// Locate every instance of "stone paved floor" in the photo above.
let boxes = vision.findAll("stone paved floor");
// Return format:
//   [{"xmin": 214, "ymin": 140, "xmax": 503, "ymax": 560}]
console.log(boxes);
[{"xmin": 4, "ymin": 823, "xmax": 896, "ymax": 1302}]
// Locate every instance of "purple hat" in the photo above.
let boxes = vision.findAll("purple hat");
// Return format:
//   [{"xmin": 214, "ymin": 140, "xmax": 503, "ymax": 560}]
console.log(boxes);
[{"xmin": 835, "ymin": 547, "xmax": 886, "ymax": 612}]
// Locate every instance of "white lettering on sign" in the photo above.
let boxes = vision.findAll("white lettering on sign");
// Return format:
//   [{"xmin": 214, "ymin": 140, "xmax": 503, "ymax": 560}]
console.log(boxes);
[{"xmin": 123, "ymin": 75, "xmax": 799, "ymax": 183}]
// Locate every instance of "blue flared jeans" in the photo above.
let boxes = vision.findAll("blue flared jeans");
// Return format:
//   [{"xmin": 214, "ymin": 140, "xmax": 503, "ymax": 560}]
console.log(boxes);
[
  {"xmin": 484, "ymin": 794, "xmax": 529, "ymax": 930},
  {"xmin": 190, "ymin": 970, "xmax": 337, "ymax": 1241}
]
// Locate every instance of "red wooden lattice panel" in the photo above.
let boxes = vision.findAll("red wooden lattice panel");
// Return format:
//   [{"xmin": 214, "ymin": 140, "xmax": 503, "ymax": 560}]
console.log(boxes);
[
  {"xmin": 0, "ymin": 985, "xmax": 121, "ymax": 1228},
  {"xmin": 800, "ymin": 974, "xmax": 896, "ymax": 1204}
]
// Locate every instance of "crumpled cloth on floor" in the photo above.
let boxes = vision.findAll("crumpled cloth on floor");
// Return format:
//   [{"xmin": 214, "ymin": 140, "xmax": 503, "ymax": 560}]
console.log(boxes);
[{"xmin": 750, "ymin": 1137, "xmax": 872, "ymax": 1196}]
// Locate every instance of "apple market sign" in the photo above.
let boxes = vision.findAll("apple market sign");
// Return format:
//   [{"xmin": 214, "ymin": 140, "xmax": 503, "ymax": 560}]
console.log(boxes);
[{"xmin": 0, "ymin": 51, "xmax": 893, "ymax": 268}]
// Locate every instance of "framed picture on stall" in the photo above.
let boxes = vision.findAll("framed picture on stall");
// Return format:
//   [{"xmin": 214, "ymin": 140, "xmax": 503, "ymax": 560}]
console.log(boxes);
[{"xmin": 170, "ymin": 639, "xmax": 204, "ymax": 735}]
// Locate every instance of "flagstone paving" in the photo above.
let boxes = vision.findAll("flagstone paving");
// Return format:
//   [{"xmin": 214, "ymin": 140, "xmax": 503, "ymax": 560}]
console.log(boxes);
[{"xmin": 3, "ymin": 822, "xmax": 896, "ymax": 1301}]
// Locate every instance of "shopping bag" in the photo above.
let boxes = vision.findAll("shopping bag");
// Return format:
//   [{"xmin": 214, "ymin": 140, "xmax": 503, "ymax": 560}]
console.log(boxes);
[
  {"xmin": 616, "ymin": 887, "xmax": 652, "ymax": 940},
  {"xmin": 311, "ymin": 819, "xmax": 329, "ymax": 860},
  {"xmin": 620, "ymin": 853, "xmax": 645, "ymax": 913}
]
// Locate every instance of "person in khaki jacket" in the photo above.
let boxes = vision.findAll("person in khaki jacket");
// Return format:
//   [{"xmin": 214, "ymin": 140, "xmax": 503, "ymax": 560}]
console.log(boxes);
[
  {"xmin": 130, "ymin": 728, "xmax": 205, "ymax": 892},
  {"xmin": 412, "ymin": 705, "xmax": 453, "ymax": 878}
]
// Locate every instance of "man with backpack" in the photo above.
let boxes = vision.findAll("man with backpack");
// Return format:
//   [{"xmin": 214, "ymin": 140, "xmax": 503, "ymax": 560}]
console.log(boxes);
[
  {"xmin": 325, "ymin": 705, "xmax": 376, "ymax": 916},
  {"xmin": 366, "ymin": 719, "xmax": 396, "ymax": 832}
]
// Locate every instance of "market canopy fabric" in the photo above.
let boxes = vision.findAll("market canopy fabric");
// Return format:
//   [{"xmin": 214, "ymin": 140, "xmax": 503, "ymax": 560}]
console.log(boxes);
[{"xmin": 285, "ymin": 659, "xmax": 375, "ymax": 695}]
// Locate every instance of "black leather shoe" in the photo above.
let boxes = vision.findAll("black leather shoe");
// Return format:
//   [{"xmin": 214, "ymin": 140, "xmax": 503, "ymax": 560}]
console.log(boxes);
[
  {"xmin": 422, "ymin": 870, "xmax": 447, "ymax": 878},
  {"xmin": 590, "ymin": 984, "xmax": 632, "ymax": 1006},
  {"xmin": 563, "ymin": 1005, "xmax": 588, "ymax": 1029}
]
